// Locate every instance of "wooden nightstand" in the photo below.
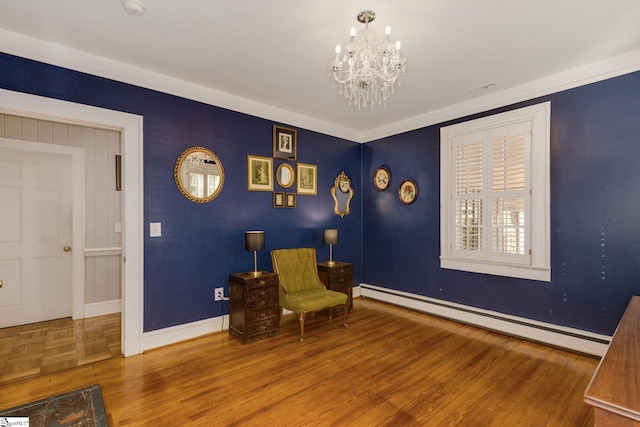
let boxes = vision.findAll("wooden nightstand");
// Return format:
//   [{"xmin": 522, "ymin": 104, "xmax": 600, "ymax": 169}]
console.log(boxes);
[
  {"xmin": 317, "ymin": 262, "xmax": 353, "ymax": 317},
  {"xmin": 228, "ymin": 272, "xmax": 280, "ymax": 344}
]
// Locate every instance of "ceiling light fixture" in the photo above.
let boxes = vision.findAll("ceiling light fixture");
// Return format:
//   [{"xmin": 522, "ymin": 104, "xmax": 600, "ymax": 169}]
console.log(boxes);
[
  {"xmin": 330, "ymin": 10, "xmax": 407, "ymax": 110},
  {"xmin": 121, "ymin": 0, "xmax": 146, "ymax": 16}
]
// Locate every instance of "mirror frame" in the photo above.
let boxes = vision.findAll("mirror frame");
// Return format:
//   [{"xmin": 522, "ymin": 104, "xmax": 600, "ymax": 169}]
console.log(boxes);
[
  {"xmin": 275, "ymin": 163, "xmax": 295, "ymax": 189},
  {"xmin": 330, "ymin": 171, "xmax": 354, "ymax": 218},
  {"xmin": 174, "ymin": 146, "xmax": 225, "ymax": 203}
]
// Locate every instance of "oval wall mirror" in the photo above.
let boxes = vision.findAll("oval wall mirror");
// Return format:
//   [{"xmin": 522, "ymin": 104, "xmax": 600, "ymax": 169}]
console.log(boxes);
[
  {"xmin": 174, "ymin": 146, "xmax": 225, "ymax": 203},
  {"xmin": 330, "ymin": 171, "xmax": 354, "ymax": 218},
  {"xmin": 276, "ymin": 163, "xmax": 295, "ymax": 188}
]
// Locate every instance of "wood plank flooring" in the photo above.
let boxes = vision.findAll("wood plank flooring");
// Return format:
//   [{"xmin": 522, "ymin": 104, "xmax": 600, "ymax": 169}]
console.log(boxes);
[
  {"xmin": 0, "ymin": 298, "xmax": 598, "ymax": 426},
  {"xmin": 0, "ymin": 313, "xmax": 120, "ymax": 385}
]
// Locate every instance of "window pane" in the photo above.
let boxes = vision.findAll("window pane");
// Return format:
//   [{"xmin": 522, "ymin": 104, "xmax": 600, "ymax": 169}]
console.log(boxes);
[
  {"xmin": 207, "ymin": 174, "xmax": 220, "ymax": 196},
  {"xmin": 455, "ymin": 142, "xmax": 483, "ymax": 194},
  {"xmin": 491, "ymin": 197, "xmax": 525, "ymax": 255},
  {"xmin": 492, "ymin": 133, "xmax": 525, "ymax": 191},
  {"xmin": 455, "ymin": 199, "xmax": 482, "ymax": 251},
  {"xmin": 189, "ymin": 172, "xmax": 204, "ymax": 198}
]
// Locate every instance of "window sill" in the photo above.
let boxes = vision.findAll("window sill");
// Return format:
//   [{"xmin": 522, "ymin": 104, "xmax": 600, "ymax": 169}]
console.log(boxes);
[{"xmin": 441, "ymin": 258, "xmax": 550, "ymax": 282}]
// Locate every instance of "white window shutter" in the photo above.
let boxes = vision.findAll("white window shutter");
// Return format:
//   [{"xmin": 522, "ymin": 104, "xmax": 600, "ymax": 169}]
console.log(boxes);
[{"xmin": 440, "ymin": 102, "xmax": 550, "ymax": 282}]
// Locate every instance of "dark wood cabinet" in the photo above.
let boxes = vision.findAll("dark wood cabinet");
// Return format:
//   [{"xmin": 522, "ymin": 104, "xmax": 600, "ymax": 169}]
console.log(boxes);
[
  {"xmin": 229, "ymin": 272, "xmax": 280, "ymax": 344},
  {"xmin": 317, "ymin": 262, "xmax": 352, "ymax": 317}
]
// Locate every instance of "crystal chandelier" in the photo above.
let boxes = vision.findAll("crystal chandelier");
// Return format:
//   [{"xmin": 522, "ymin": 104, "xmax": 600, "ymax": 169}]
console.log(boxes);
[{"xmin": 330, "ymin": 10, "xmax": 407, "ymax": 110}]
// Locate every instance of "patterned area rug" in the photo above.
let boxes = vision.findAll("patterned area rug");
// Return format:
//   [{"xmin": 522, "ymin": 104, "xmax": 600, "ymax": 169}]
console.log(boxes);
[{"xmin": 0, "ymin": 384, "xmax": 108, "ymax": 426}]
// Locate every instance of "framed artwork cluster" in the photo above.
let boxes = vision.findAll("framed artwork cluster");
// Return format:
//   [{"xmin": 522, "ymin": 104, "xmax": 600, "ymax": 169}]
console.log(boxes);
[
  {"xmin": 373, "ymin": 165, "xmax": 418, "ymax": 205},
  {"xmin": 246, "ymin": 125, "xmax": 317, "ymax": 208}
]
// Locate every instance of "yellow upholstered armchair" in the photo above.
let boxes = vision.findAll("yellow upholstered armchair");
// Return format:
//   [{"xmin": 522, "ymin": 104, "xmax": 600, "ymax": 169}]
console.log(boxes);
[{"xmin": 271, "ymin": 248, "xmax": 349, "ymax": 341}]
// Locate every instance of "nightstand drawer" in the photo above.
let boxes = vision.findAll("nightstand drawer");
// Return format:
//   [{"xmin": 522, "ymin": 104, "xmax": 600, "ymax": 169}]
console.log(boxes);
[
  {"xmin": 246, "ymin": 286, "xmax": 278, "ymax": 303},
  {"xmin": 245, "ymin": 276, "xmax": 278, "ymax": 290},
  {"xmin": 246, "ymin": 317, "xmax": 279, "ymax": 336},
  {"xmin": 246, "ymin": 305, "xmax": 280, "ymax": 322},
  {"xmin": 329, "ymin": 265, "xmax": 352, "ymax": 280}
]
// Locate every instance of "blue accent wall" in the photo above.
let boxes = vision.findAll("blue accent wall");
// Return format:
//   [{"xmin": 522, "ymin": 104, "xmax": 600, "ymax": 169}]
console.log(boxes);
[
  {"xmin": 0, "ymin": 53, "xmax": 362, "ymax": 332},
  {"xmin": 363, "ymin": 71, "xmax": 640, "ymax": 336},
  {"xmin": 3, "ymin": 51, "xmax": 640, "ymax": 337}
]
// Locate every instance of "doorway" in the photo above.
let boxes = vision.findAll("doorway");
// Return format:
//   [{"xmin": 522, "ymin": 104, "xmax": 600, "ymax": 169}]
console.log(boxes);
[{"xmin": 0, "ymin": 88, "xmax": 144, "ymax": 357}]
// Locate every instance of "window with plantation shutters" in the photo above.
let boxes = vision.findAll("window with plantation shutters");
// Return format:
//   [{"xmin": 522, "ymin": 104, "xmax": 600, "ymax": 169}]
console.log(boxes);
[{"xmin": 441, "ymin": 103, "xmax": 550, "ymax": 282}]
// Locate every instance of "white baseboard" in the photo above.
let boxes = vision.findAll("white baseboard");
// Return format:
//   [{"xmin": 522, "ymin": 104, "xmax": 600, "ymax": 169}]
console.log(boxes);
[
  {"xmin": 139, "ymin": 291, "xmax": 362, "ymax": 352},
  {"xmin": 359, "ymin": 283, "xmax": 610, "ymax": 357},
  {"xmin": 84, "ymin": 299, "xmax": 122, "ymax": 318},
  {"xmin": 141, "ymin": 315, "xmax": 228, "ymax": 352},
  {"xmin": 137, "ymin": 284, "xmax": 608, "ymax": 356}
]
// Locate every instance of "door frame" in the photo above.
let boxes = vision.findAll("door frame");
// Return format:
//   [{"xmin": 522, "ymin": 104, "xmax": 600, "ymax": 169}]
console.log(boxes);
[
  {"xmin": 0, "ymin": 138, "xmax": 84, "ymax": 323},
  {"xmin": 0, "ymin": 88, "xmax": 144, "ymax": 357}
]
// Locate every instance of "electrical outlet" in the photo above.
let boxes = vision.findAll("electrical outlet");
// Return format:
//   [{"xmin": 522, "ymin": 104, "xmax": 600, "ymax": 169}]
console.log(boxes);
[{"xmin": 214, "ymin": 287, "xmax": 224, "ymax": 301}]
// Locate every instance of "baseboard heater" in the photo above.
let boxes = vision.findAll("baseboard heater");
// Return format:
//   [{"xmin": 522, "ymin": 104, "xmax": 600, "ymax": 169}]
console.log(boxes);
[{"xmin": 359, "ymin": 283, "xmax": 610, "ymax": 357}]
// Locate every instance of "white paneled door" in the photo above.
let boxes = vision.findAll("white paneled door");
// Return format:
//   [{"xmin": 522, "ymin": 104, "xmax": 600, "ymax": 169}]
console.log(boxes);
[{"xmin": 0, "ymin": 145, "xmax": 73, "ymax": 327}]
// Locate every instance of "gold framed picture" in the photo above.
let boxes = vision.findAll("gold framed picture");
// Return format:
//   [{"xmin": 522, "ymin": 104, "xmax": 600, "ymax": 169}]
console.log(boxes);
[
  {"xmin": 399, "ymin": 179, "xmax": 418, "ymax": 205},
  {"xmin": 273, "ymin": 191, "xmax": 285, "ymax": 208},
  {"xmin": 246, "ymin": 155, "xmax": 273, "ymax": 191},
  {"xmin": 374, "ymin": 166, "xmax": 391, "ymax": 191},
  {"xmin": 285, "ymin": 192, "xmax": 296, "ymax": 208},
  {"xmin": 296, "ymin": 163, "xmax": 317, "ymax": 195},
  {"xmin": 273, "ymin": 126, "xmax": 297, "ymax": 160}
]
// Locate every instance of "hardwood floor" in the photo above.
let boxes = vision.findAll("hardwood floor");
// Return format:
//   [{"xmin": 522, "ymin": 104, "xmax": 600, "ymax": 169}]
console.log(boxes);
[
  {"xmin": 0, "ymin": 298, "xmax": 598, "ymax": 426},
  {"xmin": 0, "ymin": 313, "xmax": 121, "ymax": 385}
]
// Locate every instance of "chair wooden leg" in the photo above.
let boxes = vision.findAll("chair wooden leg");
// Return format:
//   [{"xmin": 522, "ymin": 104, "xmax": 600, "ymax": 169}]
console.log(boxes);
[
  {"xmin": 298, "ymin": 312, "xmax": 306, "ymax": 342},
  {"xmin": 342, "ymin": 303, "xmax": 349, "ymax": 329}
]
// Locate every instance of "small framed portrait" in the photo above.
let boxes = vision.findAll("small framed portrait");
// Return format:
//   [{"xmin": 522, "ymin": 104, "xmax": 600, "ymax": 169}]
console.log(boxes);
[
  {"xmin": 273, "ymin": 126, "xmax": 297, "ymax": 160},
  {"xmin": 273, "ymin": 192, "xmax": 285, "ymax": 208},
  {"xmin": 285, "ymin": 192, "xmax": 296, "ymax": 208},
  {"xmin": 246, "ymin": 155, "xmax": 273, "ymax": 191},
  {"xmin": 374, "ymin": 166, "xmax": 391, "ymax": 191},
  {"xmin": 296, "ymin": 163, "xmax": 317, "ymax": 195},
  {"xmin": 275, "ymin": 162, "xmax": 295, "ymax": 189},
  {"xmin": 399, "ymin": 179, "xmax": 418, "ymax": 205}
]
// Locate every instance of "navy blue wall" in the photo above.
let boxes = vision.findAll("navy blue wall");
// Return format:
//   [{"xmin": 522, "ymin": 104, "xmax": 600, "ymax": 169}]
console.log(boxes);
[
  {"xmin": 363, "ymin": 71, "xmax": 640, "ymax": 336},
  {"xmin": 0, "ymin": 53, "xmax": 362, "ymax": 332},
  {"xmin": 4, "ymin": 51, "xmax": 640, "ymax": 337}
]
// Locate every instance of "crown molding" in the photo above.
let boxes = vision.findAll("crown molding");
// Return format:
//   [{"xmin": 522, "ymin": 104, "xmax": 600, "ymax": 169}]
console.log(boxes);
[
  {"xmin": 0, "ymin": 29, "xmax": 362, "ymax": 142},
  {"xmin": 361, "ymin": 49, "xmax": 640, "ymax": 142},
  {"xmin": 2, "ymin": 28, "xmax": 640, "ymax": 144}
]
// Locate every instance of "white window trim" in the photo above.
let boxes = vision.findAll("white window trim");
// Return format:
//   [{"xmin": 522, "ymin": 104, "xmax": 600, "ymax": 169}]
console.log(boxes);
[{"xmin": 440, "ymin": 102, "xmax": 551, "ymax": 282}]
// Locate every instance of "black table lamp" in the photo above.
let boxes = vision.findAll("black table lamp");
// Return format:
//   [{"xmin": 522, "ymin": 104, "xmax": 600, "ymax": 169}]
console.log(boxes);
[
  {"xmin": 245, "ymin": 230, "xmax": 265, "ymax": 277},
  {"xmin": 323, "ymin": 229, "xmax": 338, "ymax": 266}
]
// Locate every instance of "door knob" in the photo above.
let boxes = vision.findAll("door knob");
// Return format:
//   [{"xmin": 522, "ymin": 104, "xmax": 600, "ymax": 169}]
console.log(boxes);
[
  {"xmin": 0, "ymin": 280, "xmax": 3, "ymax": 288},
  {"xmin": 63, "ymin": 246, "xmax": 71, "ymax": 252}
]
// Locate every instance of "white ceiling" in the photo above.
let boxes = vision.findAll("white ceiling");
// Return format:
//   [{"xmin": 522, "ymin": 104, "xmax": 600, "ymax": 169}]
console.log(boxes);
[{"xmin": 1, "ymin": 1, "xmax": 640, "ymax": 142}]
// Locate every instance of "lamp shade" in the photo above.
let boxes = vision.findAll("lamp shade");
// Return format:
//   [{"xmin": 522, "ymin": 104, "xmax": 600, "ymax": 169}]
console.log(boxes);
[
  {"xmin": 245, "ymin": 231, "xmax": 265, "ymax": 252},
  {"xmin": 323, "ymin": 229, "xmax": 339, "ymax": 245}
]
